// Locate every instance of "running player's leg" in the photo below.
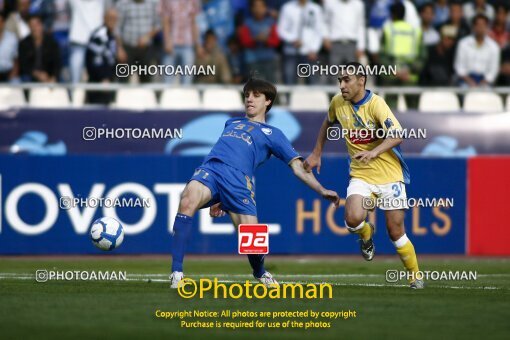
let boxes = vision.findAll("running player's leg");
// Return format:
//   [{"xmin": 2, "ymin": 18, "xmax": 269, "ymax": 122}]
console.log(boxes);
[
  {"xmin": 345, "ymin": 179, "xmax": 375, "ymax": 260},
  {"xmin": 229, "ymin": 211, "xmax": 278, "ymax": 287},
  {"xmin": 384, "ymin": 209, "xmax": 422, "ymax": 288},
  {"xmin": 345, "ymin": 194, "xmax": 368, "ymax": 234},
  {"xmin": 379, "ymin": 182, "xmax": 422, "ymax": 288},
  {"xmin": 178, "ymin": 180, "xmax": 213, "ymax": 215},
  {"xmin": 170, "ymin": 180, "xmax": 212, "ymax": 279}
]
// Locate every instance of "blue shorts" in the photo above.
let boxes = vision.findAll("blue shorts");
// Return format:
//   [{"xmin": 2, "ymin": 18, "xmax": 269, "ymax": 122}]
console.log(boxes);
[{"xmin": 189, "ymin": 159, "xmax": 257, "ymax": 216}]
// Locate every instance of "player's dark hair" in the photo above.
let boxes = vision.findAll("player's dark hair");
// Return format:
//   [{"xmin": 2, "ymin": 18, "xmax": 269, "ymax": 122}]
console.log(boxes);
[
  {"xmin": 243, "ymin": 78, "xmax": 277, "ymax": 113},
  {"xmin": 0, "ymin": 11, "xmax": 7, "ymax": 21},
  {"xmin": 344, "ymin": 61, "xmax": 367, "ymax": 88},
  {"xmin": 472, "ymin": 13, "xmax": 489, "ymax": 26},
  {"xmin": 390, "ymin": 2, "xmax": 405, "ymax": 20}
]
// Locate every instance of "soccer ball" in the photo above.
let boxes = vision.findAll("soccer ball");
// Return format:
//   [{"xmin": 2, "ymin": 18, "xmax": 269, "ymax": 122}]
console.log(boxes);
[{"xmin": 90, "ymin": 217, "xmax": 124, "ymax": 251}]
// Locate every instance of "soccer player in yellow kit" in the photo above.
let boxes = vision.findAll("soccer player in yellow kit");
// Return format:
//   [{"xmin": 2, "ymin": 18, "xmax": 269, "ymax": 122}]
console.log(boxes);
[{"xmin": 305, "ymin": 62, "xmax": 423, "ymax": 289}]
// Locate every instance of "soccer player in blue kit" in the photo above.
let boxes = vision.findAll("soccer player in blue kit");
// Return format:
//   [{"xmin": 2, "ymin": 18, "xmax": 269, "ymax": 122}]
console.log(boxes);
[{"xmin": 170, "ymin": 78, "xmax": 340, "ymax": 288}]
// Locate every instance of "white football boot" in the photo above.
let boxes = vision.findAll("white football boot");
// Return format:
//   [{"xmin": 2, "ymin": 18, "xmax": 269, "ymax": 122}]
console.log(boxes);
[
  {"xmin": 169, "ymin": 271, "xmax": 184, "ymax": 289},
  {"xmin": 410, "ymin": 279, "xmax": 425, "ymax": 289},
  {"xmin": 256, "ymin": 271, "xmax": 279, "ymax": 287}
]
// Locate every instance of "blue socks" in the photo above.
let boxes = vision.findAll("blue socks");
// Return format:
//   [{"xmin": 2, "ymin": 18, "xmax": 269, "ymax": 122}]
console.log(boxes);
[
  {"xmin": 248, "ymin": 254, "xmax": 266, "ymax": 278},
  {"xmin": 171, "ymin": 213, "xmax": 193, "ymax": 272},
  {"xmin": 171, "ymin": 212, "xmax": 266, "ymax": 277}
]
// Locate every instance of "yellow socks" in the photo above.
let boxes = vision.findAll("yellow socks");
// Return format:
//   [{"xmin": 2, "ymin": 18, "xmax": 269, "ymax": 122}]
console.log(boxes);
[
  {"xmin": 353, "ymin": 222, "xmax": 372, "ymax": 241},
  {"xmin": 394, "ymin": 234, "xmax": 420, "ymax": 281}
]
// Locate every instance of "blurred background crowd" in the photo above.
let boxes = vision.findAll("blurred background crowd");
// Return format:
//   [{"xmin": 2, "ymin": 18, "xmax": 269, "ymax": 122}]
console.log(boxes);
[{"xmin": 0, "ymin": 0, "xmax": 508, "ymax": 88}]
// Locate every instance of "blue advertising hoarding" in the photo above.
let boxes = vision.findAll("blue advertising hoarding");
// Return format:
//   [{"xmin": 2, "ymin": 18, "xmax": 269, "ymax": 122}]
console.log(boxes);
[
  {"xmin": 1, "ymin": 108, "xmax": 510, "ymax": 156},
  {"xmin": 0, "ymin": 155, "xmax": 466, "ymax": 254}
]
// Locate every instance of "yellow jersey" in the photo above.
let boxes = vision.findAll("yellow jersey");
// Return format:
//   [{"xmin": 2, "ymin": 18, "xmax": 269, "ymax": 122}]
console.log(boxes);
[{"xmin": 328, "ymin": 90, "xmax": 410, "ymax": 185}]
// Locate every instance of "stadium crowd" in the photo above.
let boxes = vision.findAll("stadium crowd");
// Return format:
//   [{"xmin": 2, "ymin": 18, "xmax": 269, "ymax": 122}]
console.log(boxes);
[{"xmin": 0, "ymin": 0, "xmax": 508, "ymax": 88}]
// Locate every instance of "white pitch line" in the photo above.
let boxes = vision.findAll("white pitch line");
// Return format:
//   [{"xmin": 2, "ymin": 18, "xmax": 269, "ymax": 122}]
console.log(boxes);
[
  {"xmin": 128, "ymin": 273, "xmax": 383, "ymax": 278},
  {"xmin": 98, "ymin": 273, "xmax": 510, "ymax": 278},
  {"xmin": 0, "ymin": 273, "xmax": 503, "ymax": 290},
  {"xmin": 2, "ymin": 272, "xmax": 508, "ymax": 278},
  {"xmin": 125, "ymin": 273, "xmax": 510, "ymax": 278}
]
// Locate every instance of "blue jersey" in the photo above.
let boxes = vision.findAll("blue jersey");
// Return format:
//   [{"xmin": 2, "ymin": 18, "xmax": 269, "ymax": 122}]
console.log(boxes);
[{"xmin": 204, "ymin": 117, "xmax": 301, "ymax": 177}]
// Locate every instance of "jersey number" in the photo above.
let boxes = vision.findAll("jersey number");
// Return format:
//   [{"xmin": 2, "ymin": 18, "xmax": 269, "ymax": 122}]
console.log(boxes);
[
  {"xmin": 235, "ymin": 124, "xmax": 255, "ymax": 132},
  {"xmin": 392, "ymin": 183, "xmax": 402, "ymax": 197}
]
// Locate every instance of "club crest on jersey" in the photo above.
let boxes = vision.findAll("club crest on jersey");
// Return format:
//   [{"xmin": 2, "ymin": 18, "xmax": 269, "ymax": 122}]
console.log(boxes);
[
  {"xmin": 261, "ymin": 128, "xmax": 272, "ymax": 135},
  {"xmin": 384, "ymin": 118, "xmax": 394, "ymax": 129}
]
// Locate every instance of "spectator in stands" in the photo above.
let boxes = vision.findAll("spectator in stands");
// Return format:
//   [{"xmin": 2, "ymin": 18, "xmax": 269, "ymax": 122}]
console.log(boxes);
[
  {"xmin": 105, "ymin": 0, "xmax": 117, "ymax": 7},
  {"xmin": 0, "ymin": 10, "xmax": 18, "ymax": 82},
  {"xmin": 492, "ymin": 3, "xmax": 510, "ymax": 85},
  {"xmin": 69, "ymin": 0, "xmax": 105, "ymax": 83},
  {"xmin": 497, "ymin": 45, "xmax": 510, "ymax": 86},
  {"xmin": 433, "ymin": 0, "xmax": 450, "ymax": 27},
  {"xmin": 266, "ymin": 0, "xmax": 287, "ymax": 17},
  {"xmin": 463, "ymin": 0, "xmax": 494, "ymax": 23},
  {"xmin": 401, "ymin": 0, "xmax": 421, "ymax": 28},
  {"xmin": 226, "ymin": 35, "xmax": 247, "ymax": 84},
  {"xmin": 50, "ymin": 0, "xmax": 71, "ymax": 82},
  {"xmin": 19, "ymin": 15, "xmax": 60, "ymax": 82},
  {"xmin": 160, "ymin": 0, "xmax": 201, "ymax": 85},
  {"xmin": 5, "ymin": 0, "xmax": 30, "ymax": 40},
  {"xmin": 258, "ymin": 0, "xmax": 286, "ymax": 20},
  {"xmin": 420, "ymin": 2, "xmax": 440, "ymax": 47},
  {"xmin": 454, "ymin": 14, "xmax": 500, "ymax": 87},
  {"xmin": 85, "ymin": 8, "xmax": 119, "ymax": 104},
  {"xmin": 2, "ymin": 1, "xmax": 19, "ymax": 13},
  {"xmin": 31, "ymin": 0, "xmax": 55, "ymax": 32},
  {"xmin": 194, "ymin": 29, "xmax": 232, "ymax": 84},
  {"xmin": 323, "ymin": 0, "xmax": 364, "ymax": 72},
  {"xmin": 238, "ymin": 0, "xmax": 279, "ymax": 83},
  {"xmin": 489, "ymin": 4, "xmax": 509, "ymax": 49},
  {"xmin": 277, "ymin": 0, "xmax": 324, "ymax": 84},
  {"xmin": 367, "ymin": 0, "xmax": 390, "ymax": 57},
  {"xmin": 117, "ymin": 0, "xmax": 159, "ymax": 83},
  {"xmin": 441, "ymin": 0, "xmax": 470, "ymax": 43},
  {"xmin": 51, "ymin": 0, "xmax": 70, "ymax": 36},
  {"xmin": 201, "ymin": 0, "xmax": 235, "ymax": 50},
  {"xmin": 420, "ymin": 25, "xmax": 457, "ymax": 86},
  {"xmin": 1, "ymin": 1, "xmax": 20, "ymax": 13},
  {"xmin": 232, "ymin": 0, "xmax": 250, "ymax": 26},
  {"xmin": 366, "ymin": 0, "xmax": 420, "ymax": 58},
  {"xmin": 379, "ymin": 2, "xmax": 424, "ymax": 86}
]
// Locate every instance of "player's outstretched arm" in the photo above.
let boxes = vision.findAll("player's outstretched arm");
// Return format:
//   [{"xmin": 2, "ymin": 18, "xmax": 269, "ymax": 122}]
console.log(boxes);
[
  {"xmin": 304, "ymin": 116, "xmax": 334, "ymax": 174},
  {"xmin": 290, "ymin": 158, "xmax": 340, "ymax": 207}
]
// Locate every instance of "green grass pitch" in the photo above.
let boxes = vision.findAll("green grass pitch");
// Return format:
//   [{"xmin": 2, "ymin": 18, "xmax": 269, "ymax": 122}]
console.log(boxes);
[{"xmin": 0, "ymin": 256, "xmax": 509, "ymax": 339}]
